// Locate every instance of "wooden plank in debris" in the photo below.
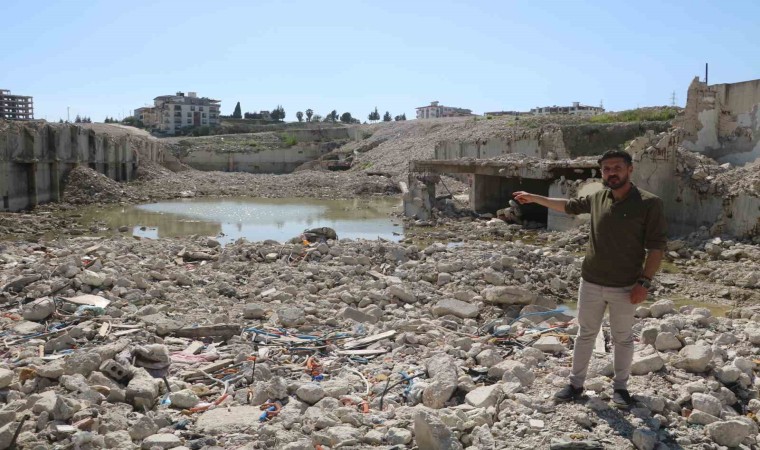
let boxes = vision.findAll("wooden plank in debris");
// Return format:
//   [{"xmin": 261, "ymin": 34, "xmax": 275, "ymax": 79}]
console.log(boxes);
[
  {"xmin": 182, "ymin": 341, "xmax": 205, "ymax": 355},
  {"xmin": 111, "ymin": 329, "xmax": 141, "ymax": 337},
  {"xmin": 336, "ymin": 349, "xmax": 389, "ymax": 356},
  {"xmin": 367, "ymin": 271, "xmax": 401, "ymax": 285},
  {"xmin": 84, "ymin": 244, "xmax": 102, "ymax": 255},
  {"xmin": 98, "ymin": 322, "xmax": 110, "ymax": 337},
  {"xmin": 110, "ymin": 324, "xmax": 142, "ymax": 329},
  {"xmin": 182, "ymin": 358, "xmax": 234, "ymax": 379},
  {"xmin": 342, "ymin": 330, "xmax": 396, "ymax": 350},
  {"xmin": 174, "ymin": 324, "xmax": 241, "ymax": 340}
]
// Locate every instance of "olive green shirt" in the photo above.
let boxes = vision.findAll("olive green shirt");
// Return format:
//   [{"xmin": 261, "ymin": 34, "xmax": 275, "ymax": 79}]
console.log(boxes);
[{"xmin": 565, "ymin": 184, "xmax": 667, "ymax": 287}]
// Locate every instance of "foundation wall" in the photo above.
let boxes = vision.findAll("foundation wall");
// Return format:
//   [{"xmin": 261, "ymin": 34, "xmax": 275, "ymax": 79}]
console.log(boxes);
[
  {"xmin": 0, "ymin": 121, "xmax": 164, "ymax": 212},
  {"xmin": 180, "ymin": 144, "xmax": 333, "ymax": 174},
  {"xmin": 434, "ymin": 122, "xmax": 669, "ymax": 160}
]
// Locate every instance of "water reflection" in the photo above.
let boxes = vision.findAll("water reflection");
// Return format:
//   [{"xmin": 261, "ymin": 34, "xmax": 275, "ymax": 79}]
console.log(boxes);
[{"xmin": 69, "ymin": 197, "xmax": 403, "ymax": 244}]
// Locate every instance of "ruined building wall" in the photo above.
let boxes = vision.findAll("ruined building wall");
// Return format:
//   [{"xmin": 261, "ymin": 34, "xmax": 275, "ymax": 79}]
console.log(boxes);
[
  {"xmin": 559, "ymin": 122, "xmax": 670, "ymax": 156},
  {"xmin": 548, "ymin": 129, "xmax": 759, "ymax": 238},
  {"xmin": 434, "ymin": 122, "xmax": 669, "ymax": 160},
  {"xmin": 0, "ymin": 121, "xmax": 164, "ymax": 212},
  {"xmin": 680, "ymin": 77, "xmax": 760, "ymax": 165}
]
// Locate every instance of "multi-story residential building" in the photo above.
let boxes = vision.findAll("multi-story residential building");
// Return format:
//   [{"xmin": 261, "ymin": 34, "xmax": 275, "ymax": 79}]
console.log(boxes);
[
  {"xmin": 0, "ymin": 89, "xmax": 34, "ymax": 120},
  {"xmin": 415, "ymin": 101, "xmax": 473, "ymax": 119},
  {"xmin": 135, "ymin": 91, "xmax": 220, "ymax": 134},
  {"xmin": 530, "ymin": 102, "xmax": 604, "ymax": 116}
]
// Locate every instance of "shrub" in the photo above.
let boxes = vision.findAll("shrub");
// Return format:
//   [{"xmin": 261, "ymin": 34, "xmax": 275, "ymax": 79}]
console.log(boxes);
[
  {"xmin": 283, "ymin": 134, "xmax": 298, "ymax": 147},
  {"xmin": 589, "ymin": 108, "xmax": 679, "ymax": 124}
]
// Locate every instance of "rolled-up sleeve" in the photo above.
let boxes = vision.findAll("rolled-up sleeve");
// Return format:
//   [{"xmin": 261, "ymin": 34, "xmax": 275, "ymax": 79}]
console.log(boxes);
[
  {"xmin": 565, "ymin": 195, "xmax": 591, "ymax": 215},
  {"xmin": 644, "ymin": 198, "xmax": 667, "ymax": 250}
]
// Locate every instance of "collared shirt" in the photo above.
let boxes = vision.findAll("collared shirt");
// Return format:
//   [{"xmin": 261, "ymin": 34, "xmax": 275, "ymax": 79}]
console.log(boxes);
[{"xmin": 565, "ymin": 184, "xmax": 667, "ymax": 287}]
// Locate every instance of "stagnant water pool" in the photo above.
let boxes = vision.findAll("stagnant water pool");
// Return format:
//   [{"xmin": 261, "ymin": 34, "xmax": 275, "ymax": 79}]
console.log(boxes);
[{"xmin": 68, "ymin": 197, "xmax": 404, "ymax": 245}]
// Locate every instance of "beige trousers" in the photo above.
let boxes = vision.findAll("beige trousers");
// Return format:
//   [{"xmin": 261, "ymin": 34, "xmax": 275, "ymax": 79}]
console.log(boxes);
[{"xmin": 569, "ymin": 279, "xmax": 636, "ymax": 390}]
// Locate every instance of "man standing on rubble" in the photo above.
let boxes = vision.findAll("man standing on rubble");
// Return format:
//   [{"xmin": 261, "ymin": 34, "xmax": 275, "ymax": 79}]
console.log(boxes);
[{"xmin": 512, "ymin": 149, "xmax": 666, "ymax": 408}]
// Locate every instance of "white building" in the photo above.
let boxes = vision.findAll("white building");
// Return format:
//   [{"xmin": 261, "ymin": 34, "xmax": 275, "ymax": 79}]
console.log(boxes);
[
  {"xmin": 530, "ymin": 102, "xmax": 604, "ymax": 116},
  {"xmin": 135, "ymin": 91, "xmax": 221, "ymax": 134},
  {"xmin": 415, "ymin": 101, "xmax": 473, "ymax": 119}
]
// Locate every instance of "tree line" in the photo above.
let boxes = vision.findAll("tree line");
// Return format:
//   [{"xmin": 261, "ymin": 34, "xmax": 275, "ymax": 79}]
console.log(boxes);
[{"xmin": 230, "ymin": 101, "xmax": 407, "ymax": 124}]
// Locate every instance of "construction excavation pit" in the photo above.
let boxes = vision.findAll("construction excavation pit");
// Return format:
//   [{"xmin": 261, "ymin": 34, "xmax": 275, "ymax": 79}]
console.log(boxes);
[{"xmin": 1, "ymin": 100, "xmax": 759, "ymax": 450}]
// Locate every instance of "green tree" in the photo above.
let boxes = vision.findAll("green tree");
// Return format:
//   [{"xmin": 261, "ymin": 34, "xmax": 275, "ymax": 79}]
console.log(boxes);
[
  {"xmin": 232, "ymin": 102, "xmax": 242, "ymax": 119},
  {"xmin": 305, "ymin": 108, "xmax": 314, "ymax": 122},
  {"xmin": 368, "ymin": 107, "xmax": 380, "ymax": 123},
  {"xmin": 394, "ymin": 113, "xmax": 407, "ymax": 121},
  {"xmin": 383, "ymin": 111, "xmax": 392, "ymax": 122},
  {"xmin": 296, "ymin": 111, "xmax": 304, "ymax": 122},
  {"xmin": 271, "ymin": 105, "xmax": 286, "ymax": 122},
  {"xmin": 312, "ymin": 114, "xmax": 323, "ymax": 122},
  {"xmin": 327, "ymin": 110, "xmax": 339, "ymax": 122},
  {"xmin": 340, "ymin": 112, "xmax": 354, "ymax": 124},
  {"xmin": 74, "ymin": 115, "xmax": 82, "ymax": 123}
]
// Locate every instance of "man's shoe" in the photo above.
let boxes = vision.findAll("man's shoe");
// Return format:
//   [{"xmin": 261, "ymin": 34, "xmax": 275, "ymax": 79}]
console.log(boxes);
[
  {"xmin": 554, "ymin": 384, "xmax": 583, "ymax": 402},
  {"xmin": 612, "ymin": 389, "xmax": 634, "ymax": 409}
]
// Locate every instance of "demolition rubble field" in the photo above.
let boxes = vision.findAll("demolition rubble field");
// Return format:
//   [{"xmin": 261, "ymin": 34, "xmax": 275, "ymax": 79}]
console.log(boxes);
[
  {"xmin": 1, "ymin": 206, "xmax": 760, "ymax": 449},
  {"xmin": 0, "ymin": 120, "xmax": 759, "ymax": 449}
]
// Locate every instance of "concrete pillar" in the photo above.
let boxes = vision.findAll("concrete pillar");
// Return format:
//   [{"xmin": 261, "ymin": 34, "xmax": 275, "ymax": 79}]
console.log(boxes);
[
  {"xmin": 471, "ymin": 174, "xmax": 504, "ymax": 213},
  {"xmin": 50, "ymin": 160, "xmax": 61, "ymax": 202},
  {"xmin": 28, "ymin": 162, "xmax": 38, "ymax": 208}
]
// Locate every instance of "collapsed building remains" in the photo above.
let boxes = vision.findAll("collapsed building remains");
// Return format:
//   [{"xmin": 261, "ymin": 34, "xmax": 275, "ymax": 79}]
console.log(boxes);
[
  {"xmin": 0, "ymin": 121, "xmax": 164, "ymax": 212},
  {"xmin": 406, "ymin": 123, "xmax": 760, "ymax": 238},
  {"xmin": 679, "ymin": 77, "xmax": 760, "ymax": 165}
]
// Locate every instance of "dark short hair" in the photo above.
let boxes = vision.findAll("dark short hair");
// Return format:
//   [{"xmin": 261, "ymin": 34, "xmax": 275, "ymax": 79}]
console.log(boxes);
[{"xmin": 597, "ymin": 150, "xmax": 632, "ymax": 166}]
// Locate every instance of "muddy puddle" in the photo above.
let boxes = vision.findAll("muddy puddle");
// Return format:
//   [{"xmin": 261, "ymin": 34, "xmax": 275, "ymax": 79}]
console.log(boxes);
[{"xmin": 60, "ymin": 197, "xmax": 404, "ymax": 245}]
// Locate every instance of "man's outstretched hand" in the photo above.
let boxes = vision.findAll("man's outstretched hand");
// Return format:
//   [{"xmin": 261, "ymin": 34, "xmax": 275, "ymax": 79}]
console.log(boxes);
[{"xmin": 513, "ymin": 191, "xmax": 536, "ymax": 205}]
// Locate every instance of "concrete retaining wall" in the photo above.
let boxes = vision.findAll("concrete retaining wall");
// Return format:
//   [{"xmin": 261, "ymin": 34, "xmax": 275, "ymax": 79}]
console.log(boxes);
[
  {"xmin": 278, "ymin": 127, "xmax": 349, "ymax": 143},
  {"xmin": 181, "ymin": 144, "xmax": 334, "ymax": 174},
  {"xmin": 0, "ymin": 121, "xmax": 164, "ymax": 212},
  {"xmin": 560, "ymin": 122, "xmax": 670, "ymax": 157},
  {"xmin": 433, "ymin": 122, "xmax": 669, "ymax": 160}
]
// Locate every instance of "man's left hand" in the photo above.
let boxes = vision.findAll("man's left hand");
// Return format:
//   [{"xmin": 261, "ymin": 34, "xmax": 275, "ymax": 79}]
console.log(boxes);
[{"xmin": 630, "ymin": 284, "xmax": 648, "ymax": 304}]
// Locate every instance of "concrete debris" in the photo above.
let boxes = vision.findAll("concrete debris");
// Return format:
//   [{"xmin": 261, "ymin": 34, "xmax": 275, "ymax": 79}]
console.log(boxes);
[
  {"xmin": 0, "ymin": 118, "xmax": 760, "ymax": 448},
  {"xmin": 0, "ymin": 223, "xmax": 756, "ymax": 449}
]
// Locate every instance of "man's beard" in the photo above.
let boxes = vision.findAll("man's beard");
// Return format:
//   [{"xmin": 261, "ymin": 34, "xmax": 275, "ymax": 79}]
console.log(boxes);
[{"xmin": 603, "ymin": 173, "xmax": 628, "ymax": 189}]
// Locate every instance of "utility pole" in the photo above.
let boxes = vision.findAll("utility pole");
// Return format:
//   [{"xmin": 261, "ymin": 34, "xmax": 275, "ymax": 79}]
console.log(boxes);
[
  {"xmin": 670, "ymin": 91, "xmax": 677, "ymax": 107},
  {"xmin": 67, "ymin": 106, "xmax": 70, "ymax": 123}
]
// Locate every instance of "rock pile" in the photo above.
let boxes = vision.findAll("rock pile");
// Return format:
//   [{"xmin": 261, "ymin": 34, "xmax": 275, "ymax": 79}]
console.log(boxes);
[
  {"xmin": 0, "ymin": 219, "xmax": 758, "ymax": 449},
  {"xmin": 62, "ymin": 166, "xmax": 141, "ymax": 205}
]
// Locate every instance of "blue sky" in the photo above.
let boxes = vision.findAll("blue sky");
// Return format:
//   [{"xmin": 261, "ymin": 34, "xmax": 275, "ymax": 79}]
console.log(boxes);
[{"xmin": 1, "ymin": 0, "xmax": 758, "ymax": 122}]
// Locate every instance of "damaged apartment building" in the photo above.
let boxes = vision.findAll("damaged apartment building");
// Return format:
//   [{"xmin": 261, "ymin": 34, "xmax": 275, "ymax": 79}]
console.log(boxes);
[{"xmin": 405, "ymin": 77, "xmax": 760, "ymax": 239}]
